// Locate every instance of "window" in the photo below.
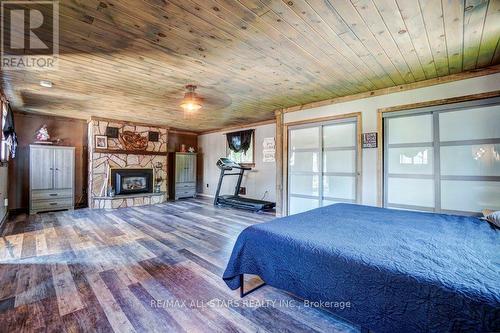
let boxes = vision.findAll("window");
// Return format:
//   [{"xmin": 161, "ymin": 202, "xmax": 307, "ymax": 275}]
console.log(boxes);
[
  {"xmin": 226, "ymin": 130, "xmax": 254, "ymax": 165},
  {"xmin": 0, "ymin": 100, "xmax": 8, "ymax": 163},
  {"xmin": 383, "ymin": 98, "xmax": 500, "ymax": 214}
]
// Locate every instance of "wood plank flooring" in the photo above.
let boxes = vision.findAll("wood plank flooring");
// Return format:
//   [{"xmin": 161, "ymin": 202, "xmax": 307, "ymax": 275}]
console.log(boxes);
[{"xmin": 0, "ymin": 198, "xmax": 358, "ymax": 333}]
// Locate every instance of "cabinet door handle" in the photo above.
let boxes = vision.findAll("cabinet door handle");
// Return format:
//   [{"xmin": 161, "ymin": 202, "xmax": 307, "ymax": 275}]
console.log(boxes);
[
  {"xmin": 49, "ymin": 193, "xmax": 58, "ymax": 197},
  {"xmin": 50, "ymin": 203, "xmax": 58, "ymax": 206}
]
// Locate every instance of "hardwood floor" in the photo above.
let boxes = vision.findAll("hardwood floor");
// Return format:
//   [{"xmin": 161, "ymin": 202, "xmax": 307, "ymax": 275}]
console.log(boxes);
[{"xmin": 0, "ymin": 198, "xmax": 358, "ymax": 333}]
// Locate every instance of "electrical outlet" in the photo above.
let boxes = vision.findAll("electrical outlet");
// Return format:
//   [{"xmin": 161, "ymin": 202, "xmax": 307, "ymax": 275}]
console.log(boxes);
[
  {"xmin": 4, "ymin": 198, "xmax": 8, "ymax": 207},
  {"xmin": 239, "ymin": 187, "xmax": 246, "ymax": 195},
  {"xmin": 206, "ymin": 183, "xmax": 209, "ymax": 188}
]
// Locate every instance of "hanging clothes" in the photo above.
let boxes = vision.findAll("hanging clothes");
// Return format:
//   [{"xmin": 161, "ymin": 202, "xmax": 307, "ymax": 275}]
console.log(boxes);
[{"xmin": 2, "ymin": 103, "xmax": 18, "ymax": 159}]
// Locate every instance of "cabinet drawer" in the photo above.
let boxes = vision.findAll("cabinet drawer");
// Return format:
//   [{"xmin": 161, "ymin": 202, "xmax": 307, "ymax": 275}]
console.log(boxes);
[
  {"xmin": 175, "ymin": 186, "xmax": 196, "ymax": 193},
  {"xmin": 32, "ymin": 189, "xmax": 73, "ymax": 200},
  {"xmin": 176, "ymin": 189, "xmax": 196, "ymax": 199},
  {"xmin": 176, "ymin": 182, "xmax": 196, "ymax": 189},
  {"xmin": 32, "ymin": 198, "xmax": 73, "ymax": 211}
]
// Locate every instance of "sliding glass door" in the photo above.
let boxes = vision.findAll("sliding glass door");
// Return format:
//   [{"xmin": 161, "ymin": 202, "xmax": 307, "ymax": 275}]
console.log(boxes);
[
  {"xmin": 383, "ymin": 98, "xmax": 500, "ymax": 214},
  {"xmin": 288, "ymin": 117, "xmax": 359, "ymax": 215}
]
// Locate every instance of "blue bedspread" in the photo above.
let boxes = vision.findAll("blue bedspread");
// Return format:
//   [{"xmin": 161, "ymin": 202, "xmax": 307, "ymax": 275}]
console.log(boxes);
[{"xmin": 223, "ymin": 204, "xmax": 500, "ymax": 333}]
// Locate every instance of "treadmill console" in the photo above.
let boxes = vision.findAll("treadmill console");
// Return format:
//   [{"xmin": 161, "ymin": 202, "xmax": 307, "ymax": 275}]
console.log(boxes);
[{"xmin": 216, "ymin": 158, "xmax": 242, "ymax": 170}]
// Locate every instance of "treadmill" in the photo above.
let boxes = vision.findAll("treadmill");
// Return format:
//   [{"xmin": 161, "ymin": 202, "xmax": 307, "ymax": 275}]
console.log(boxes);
[{"xmin": 214, "ymin": 158, "xmax": 275, "ymax": 211}]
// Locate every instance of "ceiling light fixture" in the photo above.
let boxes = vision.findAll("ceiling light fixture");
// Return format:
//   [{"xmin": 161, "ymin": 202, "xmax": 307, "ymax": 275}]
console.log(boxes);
[
  {"xmin": 40, "ymin": 80, "xmax": 53, "ymax": 88},
  {"xmin": 180, "ymin": 84, "xmax": 202, "ymax": 112}
]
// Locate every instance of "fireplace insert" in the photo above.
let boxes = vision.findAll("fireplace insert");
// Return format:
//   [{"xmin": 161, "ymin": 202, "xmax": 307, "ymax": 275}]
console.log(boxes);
[{"xmin": 111, "ymin": 168, "xmax": 153, "ymax": 195}]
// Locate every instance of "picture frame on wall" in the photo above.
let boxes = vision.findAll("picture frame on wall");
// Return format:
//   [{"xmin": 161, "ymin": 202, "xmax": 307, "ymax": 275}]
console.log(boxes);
[
  {"xmin": 95, "ymin": 135, "xmax": 108, "ymax": 149},
  {"xmin": 148, "ymin": 131, "xmax": 159, "ymax": 142},
  {"xmin": 105, "ymin": 126, "xmax": 119, "ymax": 138},
  {"xmin": 362, "ymin": 132, "xmax": 378, "ymax": 148}
]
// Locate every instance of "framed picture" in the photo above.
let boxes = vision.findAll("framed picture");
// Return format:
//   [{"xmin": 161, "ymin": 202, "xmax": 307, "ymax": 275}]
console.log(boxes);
[
  {"xmin": 95, "ymin": 135, "xmax": 108, "ymax": 149},
  {"xmin": 148, "ymin": 131, "xmax": 159, "ymax": 142},
  {"xmin": 105, "ymin": 126, "xmax": 119, "ymax": 138},
  {"xmin": 362, "ymin": 132, "xmax": 378, "ymax": 148}
]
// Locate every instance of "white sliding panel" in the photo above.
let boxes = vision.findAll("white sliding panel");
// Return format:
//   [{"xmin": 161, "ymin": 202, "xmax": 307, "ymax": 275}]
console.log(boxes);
[
  {"xmin": 288, "ymin": 126, "xmax": 320, "ymax": 215},
  {"xmin": 384, "ymin": 113, "xmax": 435, "ymax": 211},
  {"xmin": 439, "ymin": 104, "xmax": 500, "ymax": 212},
  {"xmin": 288, "ymin": 118, "xmax": 359, "ymax": 215},
  {"xmin": 322, "ymin": 121, "xmax": 357, "ymax": 204}
]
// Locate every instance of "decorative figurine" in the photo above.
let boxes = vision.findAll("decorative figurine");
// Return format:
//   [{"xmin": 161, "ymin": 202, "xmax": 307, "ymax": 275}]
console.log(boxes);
[
  {"xmin": 188, "ymin": 147, "xmax": 195, "ymax": 153},
  {"xmin": 35, "ymin": 124, "xmax": 51, "ymax": 143}
]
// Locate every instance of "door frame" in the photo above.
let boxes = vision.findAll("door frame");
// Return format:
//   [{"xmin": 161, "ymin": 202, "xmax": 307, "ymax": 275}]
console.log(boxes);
[{"xmin": 283, "ymin": 112, "xmax": 362, "ymax": 216}]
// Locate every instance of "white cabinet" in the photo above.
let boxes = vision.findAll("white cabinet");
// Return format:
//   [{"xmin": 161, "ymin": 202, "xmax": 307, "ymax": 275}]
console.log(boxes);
[
  {"xmin": 54, "ymin": 148, "xmax": 74, "ymax": 189},
  {"xmin": 30, "ymin": 146, "xmax": 54, "ymax": 190},
  {"xmin": 175, "ymin": 153, "xmax": 196, "ymax": 183},
  {"xmin": 169, "ymin": 152, "xmax": 197, "ymax": 200},
  {"xmin": 29, "ymin": 145, "xmax": 75, "ymax": 214}
]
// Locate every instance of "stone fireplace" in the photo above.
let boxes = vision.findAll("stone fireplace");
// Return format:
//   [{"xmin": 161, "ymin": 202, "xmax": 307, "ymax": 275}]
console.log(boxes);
[{"xmin": 88, "ymin": 117, "xmax": 168, "ymax": 209}]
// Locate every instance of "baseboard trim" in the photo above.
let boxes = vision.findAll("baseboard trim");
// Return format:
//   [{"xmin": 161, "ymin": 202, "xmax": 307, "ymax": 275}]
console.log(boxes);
[
  {"xmin": 7, "ymin": 208, "xmax": 28, "ymax": 216},
  {"xmin": 197, "ymin": 193, "xmax": 214, "ymax": 198}
]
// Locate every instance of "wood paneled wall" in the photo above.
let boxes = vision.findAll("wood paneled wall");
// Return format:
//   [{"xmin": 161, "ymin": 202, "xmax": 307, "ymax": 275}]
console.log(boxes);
[
  {"xmin": 167, "ymin": 131, "xmax": 198, "ymax": 153},
  {"xmin": 8, "ymin": 112, "xmax": 88, "ymax": 211}
]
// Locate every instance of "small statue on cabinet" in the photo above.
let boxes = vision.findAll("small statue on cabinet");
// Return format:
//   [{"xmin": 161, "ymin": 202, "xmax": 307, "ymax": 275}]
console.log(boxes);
[{"xmin": 35, "ymin": 124, "xmax": 51, "ymax": 143}]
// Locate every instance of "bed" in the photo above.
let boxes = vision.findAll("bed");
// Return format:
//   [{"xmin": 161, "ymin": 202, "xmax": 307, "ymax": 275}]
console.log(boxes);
[{"xmin": 223, "ymin": 204, "xmax": 500, "ymax": 333}]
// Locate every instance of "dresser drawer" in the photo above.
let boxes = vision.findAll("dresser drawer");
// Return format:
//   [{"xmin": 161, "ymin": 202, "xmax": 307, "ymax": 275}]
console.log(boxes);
[
  {"xmin": 176, "ymin": 182, "xmax": 196, "ymax": 189},
  {"xmin": 176, "ymin": 189, "xmax": 196, "ymax": 199},
  {"xmin": 32, "ymin": 189, "xmax": 73, "ymax": 200},
  {"xmin": 31, "ymin": 198, "xmax": 73, "ymax": 211},
  {"xmin": 176, "ymin": 186, "xmax": 196, "ymax": 194}
]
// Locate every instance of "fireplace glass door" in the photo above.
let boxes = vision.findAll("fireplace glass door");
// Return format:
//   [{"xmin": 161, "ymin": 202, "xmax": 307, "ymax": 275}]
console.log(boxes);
[
  {"xmin": 112, "ymin": 168, "xmax": 153, "ymax": 195},
  {"xmin": 122, "ymin": 176, "xmax": 147, "ymax": 191}
]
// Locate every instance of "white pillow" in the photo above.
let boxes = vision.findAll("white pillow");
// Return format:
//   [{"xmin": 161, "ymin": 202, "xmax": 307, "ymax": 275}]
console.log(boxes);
[{"xmin": 482, "ymin": 209, "xmax": 500, "ymax": 228}]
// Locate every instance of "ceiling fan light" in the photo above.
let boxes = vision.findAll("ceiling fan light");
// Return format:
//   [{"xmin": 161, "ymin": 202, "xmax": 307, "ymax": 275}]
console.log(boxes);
[
  {"xmin": 180, "ymin": 85, "xmax": 202, "ymax": 112},
  {"xmin": 180, "ymin": 100, "xmax": 202, "ymax": 112}
]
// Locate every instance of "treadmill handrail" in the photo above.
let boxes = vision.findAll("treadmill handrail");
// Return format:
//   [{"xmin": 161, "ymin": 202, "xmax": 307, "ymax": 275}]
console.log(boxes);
[
  {"xmin": 216, "ymin": 158, "xmax": 250, "ymax": 171},
  {"xmin": 220, "ymin": 165, "xmax": 250, "ymax": 171}
]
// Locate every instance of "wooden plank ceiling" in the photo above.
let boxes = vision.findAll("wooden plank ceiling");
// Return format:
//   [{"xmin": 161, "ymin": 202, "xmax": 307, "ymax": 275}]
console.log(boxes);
[{"xmin": 1, "ymin": 0, "xmax": 499, "ymax": 132}]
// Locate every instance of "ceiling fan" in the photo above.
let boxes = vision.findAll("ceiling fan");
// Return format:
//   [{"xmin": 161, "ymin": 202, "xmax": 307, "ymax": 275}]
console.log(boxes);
[
  {"xmin": 178, "ymin": 84, "xmax": 232, "ymax": 114},
  {"xmin": 180, "ymin": 84, "xmax": 202, "ymax": 112}
]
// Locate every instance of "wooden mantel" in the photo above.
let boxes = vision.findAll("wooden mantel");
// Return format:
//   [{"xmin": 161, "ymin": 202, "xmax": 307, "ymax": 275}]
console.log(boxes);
[{"xmin": 94, "ymin": 148, "xmax": 168, "ymax": 156}]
